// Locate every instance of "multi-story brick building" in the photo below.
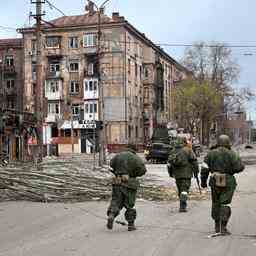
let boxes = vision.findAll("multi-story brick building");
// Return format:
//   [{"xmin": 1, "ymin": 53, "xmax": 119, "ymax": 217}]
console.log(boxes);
[
  {"xmin": 19, "ymin": 2, "xmax": 188, "ymax": 154},
  {"xmin": 0, "ymin": 39, "xmax": 24, "ymax": 159},
  {"xmin": 0, "ymin": 39, "xmax": 37, "ymax": 160}
]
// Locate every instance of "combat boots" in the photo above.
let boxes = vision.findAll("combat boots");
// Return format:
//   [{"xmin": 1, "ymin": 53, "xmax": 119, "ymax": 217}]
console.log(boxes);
[
  {"xmin": 179, "ymin": 191, "xmax": 188, "ymax": 212},
  {"xmin": 215, "ymin": 221, "xmax": 220, "ymax": 233},
  {"xmin": 107, "ymin": 214, "xmax": 115, "ymax": 230},
  {"xmin": 220, "ymin": 221, "xmax": 231, "ymax": 235},
  {"xmin": 179, "ymin": 200, "xmax": 187, "ymax": 212},
  {"xmin": 128, "ymin": 221, "xmax": 136, "ymax": 231}
]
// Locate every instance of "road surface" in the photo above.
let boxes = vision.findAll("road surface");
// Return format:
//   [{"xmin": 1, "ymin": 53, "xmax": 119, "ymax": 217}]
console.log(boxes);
[{"xmin": 0, "ymin": 164, "xmax": 256, "ymax": 256}]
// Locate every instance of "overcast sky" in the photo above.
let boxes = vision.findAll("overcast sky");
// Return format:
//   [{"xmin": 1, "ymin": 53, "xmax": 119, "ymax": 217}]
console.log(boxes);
[{"xmin": 0, "ymin": 0, "xmax": 255, "ymax": 117}]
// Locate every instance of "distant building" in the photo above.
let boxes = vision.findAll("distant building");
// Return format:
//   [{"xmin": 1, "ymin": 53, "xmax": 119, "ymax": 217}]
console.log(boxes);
[
  {"xmin": 18, "ymin": 2, "xmax": 189, "ymax": 154},
  {"xmin": 223, "ymin": 111, "xmax": 252, "ymax": 144}
]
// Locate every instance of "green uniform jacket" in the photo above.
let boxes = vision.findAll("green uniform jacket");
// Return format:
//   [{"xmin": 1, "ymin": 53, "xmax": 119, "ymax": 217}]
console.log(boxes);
[
  {"xmin": 202, "ymin": 147, "xmax": 245, "ymax": 189},
  {"xmin": 110, "ymin": 149, "xmax": 147, "ymax": 189},
  {"xmin": 168, "ymin": 146, "xmax": 199, "ymax": 179}
]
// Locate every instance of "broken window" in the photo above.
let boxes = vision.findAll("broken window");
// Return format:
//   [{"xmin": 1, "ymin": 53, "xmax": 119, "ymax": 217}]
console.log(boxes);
[{"xmin": 68, "ymin": 37, "xmax": 79, "ymax": 49}]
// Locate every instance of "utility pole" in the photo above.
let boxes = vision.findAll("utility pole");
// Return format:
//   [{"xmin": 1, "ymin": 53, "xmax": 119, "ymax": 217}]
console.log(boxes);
[
  {"xmin": 31, "ymin": 0, "xmax": 45, "ymax": 161},
  {"xmin": 97, "ymin": 5, "xmax": 104, "ymax": 166},
  {"xmin": 0, "ymin": 60, "xmax": 3, "ymax": 155},
  {"xmin": 88, "ymin": 0, "xmax": 110, "ymax": 166}
]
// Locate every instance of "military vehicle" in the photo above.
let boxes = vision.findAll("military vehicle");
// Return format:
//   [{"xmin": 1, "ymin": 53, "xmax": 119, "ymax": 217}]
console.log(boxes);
[{"xmin": 144, "ymin": 126, "xmax": 171, "ymax": 163}]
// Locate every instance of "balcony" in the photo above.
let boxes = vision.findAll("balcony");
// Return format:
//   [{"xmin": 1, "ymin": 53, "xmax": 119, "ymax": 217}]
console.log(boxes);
[
  {"xmin": 84, "ymin": 69, "xmax": 98, "ymax": 78},
  {"xmin": 45, "ymin": 90, "xmax": 63, "ymax": 101},
  {"xmin": 84, "ymin": 112, "xmax": 99, "ymax": 121},
  {"xmin": 45, "ymin": 80, "xmax": 63, "ymax": 100},
  {"xmin": 84, "ymin": 79, "xmax": 99, "ymax": 100},
  {"xmin": 5, "ymin": 88, "xmax": 17, "ymax": 97},
  {"xmin": 45, "ymin": 113, "xmax": 58, "ymax": 123},
  {"xmin": 2, "ymin": 65, "xmax": 16, "ymax": 75},
  {"xmin": 45, "ymin": 48, "xmax": 63, "ymax": 57},
  {"xmin": 46, "ymin": 69, "xmax": 62, "ymax": 79},
  {"xmin": 83, "ymin": 47, "xmax": 97, "ymax": 55}
]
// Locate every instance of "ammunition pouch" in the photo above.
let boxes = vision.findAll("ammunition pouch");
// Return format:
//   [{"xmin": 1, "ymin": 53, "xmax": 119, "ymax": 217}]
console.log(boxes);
[{"xmin": 212, "ymin": 172, "xmax": 227, "ymax": 188}]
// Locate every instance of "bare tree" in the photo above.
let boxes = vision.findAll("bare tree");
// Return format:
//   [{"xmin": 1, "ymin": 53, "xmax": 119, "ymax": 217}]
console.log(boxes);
[
  {"xmin": 183, "ymin": 42, "xmax": 240, "ymax": 90},
  {"xmin": 179, "ymin": 42, "xmax": 243, "ymax": 143}
]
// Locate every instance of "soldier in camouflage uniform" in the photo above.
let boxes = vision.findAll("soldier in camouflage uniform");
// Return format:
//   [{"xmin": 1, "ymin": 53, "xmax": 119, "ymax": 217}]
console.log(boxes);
[
  {"xmin": 107, "ymin": 144, "xmax": 147, "ymax": 231},
  {"xmin": 168, "ymin": 137, "xmax": 199, "ymax": 212},
  {"xmin": 201, "ymin": 135, "xmax": 244, "ymax": 235}
]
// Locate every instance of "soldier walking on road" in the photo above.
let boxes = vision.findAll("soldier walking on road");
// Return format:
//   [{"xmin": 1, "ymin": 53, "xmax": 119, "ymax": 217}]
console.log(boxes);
[
  {"xmin": 201, "ymin": 135, "xmax": 244, "ymax": 235},
  {"xmin": 107, "ymin": 144, "xmax": 147, "ymax": 231},
  {"xmin": 167, "ymin": 137, "xmax": 199, "ymax": 212}
]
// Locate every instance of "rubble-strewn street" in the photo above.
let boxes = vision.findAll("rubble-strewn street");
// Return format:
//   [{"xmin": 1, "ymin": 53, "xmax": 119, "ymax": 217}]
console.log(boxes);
[
  {"xmin": 0, "ymin": 161, "xmax": 255, "ymax": 256},
  {"xmin": 0, "ymin": 154, "xmax": 207, "ymax": 203},
  {"xmin": 0, "ymin": 147, "xmax": 256, "ymax": 256}
]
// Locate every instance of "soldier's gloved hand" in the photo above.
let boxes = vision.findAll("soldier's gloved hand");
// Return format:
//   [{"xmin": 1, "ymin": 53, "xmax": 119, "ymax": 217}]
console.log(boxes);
[{"xmin": 121, "ymin": 174, "xmax": 129, "ymax": 182}]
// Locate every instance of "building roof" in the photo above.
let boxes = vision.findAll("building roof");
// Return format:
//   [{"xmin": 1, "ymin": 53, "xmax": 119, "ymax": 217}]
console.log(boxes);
[
  {"xmin": 18, "ymin": 10, "xmax": 189, "ymax": 73},
  {"xmin": 45, "ymin": 13, "xmax": 112, "ymax": 28},
  {"xmin": 0, "ymin": 38, "xmax": 23, "ymax": 48}
]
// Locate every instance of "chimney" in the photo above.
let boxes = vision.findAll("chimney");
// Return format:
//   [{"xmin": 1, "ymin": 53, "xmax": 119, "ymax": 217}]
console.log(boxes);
[
  {"xmin": 85, "ymin": 1, "xmax": 95, "ymax": 16},
  {"xmin": 99, "ymin": 7, "xmax": 105, "ymax": 14},
  {"xmin": 112, "ymin": 12, "xmax": 120, "ymax": 21}
]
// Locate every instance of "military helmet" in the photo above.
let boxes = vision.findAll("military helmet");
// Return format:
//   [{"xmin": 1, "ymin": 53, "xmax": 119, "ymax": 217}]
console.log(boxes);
[{"xmin": 217, "ymin": 134, "xmax": 231, "ymax": 148}]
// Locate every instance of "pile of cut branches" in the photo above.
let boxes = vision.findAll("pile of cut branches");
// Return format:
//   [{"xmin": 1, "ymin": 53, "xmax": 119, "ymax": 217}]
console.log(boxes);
[{"xmin": 0, "ymin": 161, "xmax": 112, "ymax": 202}]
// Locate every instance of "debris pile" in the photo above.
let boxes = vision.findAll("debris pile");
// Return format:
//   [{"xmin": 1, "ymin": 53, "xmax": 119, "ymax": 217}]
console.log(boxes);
[
  {"xmin": 0, "ymin": 156, "xmax": 207, "ymax": 202},
  {"xmin": 0, "ymin": 160, "xmax": 112, "ymax": 202}
]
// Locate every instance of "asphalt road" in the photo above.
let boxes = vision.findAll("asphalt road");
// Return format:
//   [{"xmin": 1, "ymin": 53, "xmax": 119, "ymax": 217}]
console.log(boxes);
[{"xmin": 0, "ymin": 164, "xmax": 256, "ymax": 256}]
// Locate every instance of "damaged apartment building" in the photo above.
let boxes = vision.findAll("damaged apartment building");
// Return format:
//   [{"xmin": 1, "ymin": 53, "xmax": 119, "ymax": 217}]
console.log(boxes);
[
  {"xmin": 0, "ymin": 39, "xmax": 36, "ymax": 160},
  {"xmin": 18, "ymin": 1, "xmax": 188, "ymax": 154}
]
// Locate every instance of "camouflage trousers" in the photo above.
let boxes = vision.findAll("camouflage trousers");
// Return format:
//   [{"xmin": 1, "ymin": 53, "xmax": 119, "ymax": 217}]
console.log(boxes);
[
  {"xmin": 210, "ymin": 177, "xmax": 236, "ymax": 223},
  {"xmin": 175, "ymin": 178, "xmax": 191, "ymax": 198},
  {"xmin": 107, "ymin": 185, "xmax": 137, "ymax": 223}
]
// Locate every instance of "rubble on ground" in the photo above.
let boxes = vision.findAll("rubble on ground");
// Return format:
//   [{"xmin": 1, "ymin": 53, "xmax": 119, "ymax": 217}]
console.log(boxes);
[{"xmin": 0, "ymin": 155, "xmax": 208, "ymax": 202}]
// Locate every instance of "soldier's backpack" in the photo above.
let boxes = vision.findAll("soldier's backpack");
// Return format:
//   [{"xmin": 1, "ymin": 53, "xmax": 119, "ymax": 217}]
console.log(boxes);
[{"xmin": 169, "ymin": 148, "xmax": 187, "ymax": 167}]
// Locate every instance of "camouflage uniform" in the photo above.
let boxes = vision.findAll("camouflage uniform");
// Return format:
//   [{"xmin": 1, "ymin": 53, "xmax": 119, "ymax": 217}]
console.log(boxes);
[
  {"xmin": 168, "ymin": 137, "xmax": 199, "ymax": 212},
  {"xmin": 201, "ymin": 135, "xmax": 244, "ymax": 234},
  {"xmin": 107, "ymin": 145, "xmax": 147, "ymax": 231}
]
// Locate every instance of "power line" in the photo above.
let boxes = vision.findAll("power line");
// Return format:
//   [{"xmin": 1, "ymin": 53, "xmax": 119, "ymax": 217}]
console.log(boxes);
[
  {"xmin": 103, "ymin": 39, "xmax": 256, "ymax": 49},
  {"xmin": 158, "ymin": 43, "xmax": 256, "ymax": 48},
  {"xmin": 45, "ymin": 0, "xmax": 66, "ymax": 16}
]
